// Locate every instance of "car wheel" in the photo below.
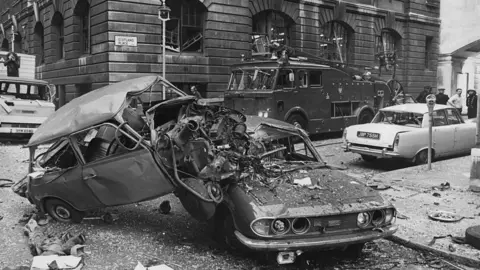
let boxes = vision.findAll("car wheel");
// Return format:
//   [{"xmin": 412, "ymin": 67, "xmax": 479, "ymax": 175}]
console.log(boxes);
[
  {"xmin": 414, "ymin": 149, "xmax": 431, "ymax": 165},
  {"xmin": 213, "ymin": 208, "xmax": 246, "ymax": 253},
  {"xmin": 361, "ymin": 154, "xmax": 377, "ymax": 162},
  {"xmin": 358, "ymin": 110, "xmax": 374, "ymax": 124},
  {"xmin": 287, "ymin": 114, "xmax": 307, "ymax": 131},
  {"xmin": 344, "ymin": 243, "xmax": 365, "ymax": 259},
  {"xmin": 44, "ymin": 198, "xmax": 85, "ymax": 223},
  {"xmin": 466, "ymin": 225, "xmax": 480, "ymax": 250}
]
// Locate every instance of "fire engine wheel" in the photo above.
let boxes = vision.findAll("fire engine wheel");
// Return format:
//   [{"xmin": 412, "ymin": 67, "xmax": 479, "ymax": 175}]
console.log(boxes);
[
  {"xmin": 44, "ymin": 198, "xmax": 85, "ymax": 223},
  {"xmin": 287, "ymin": 114, "xmax": 307, "ymax": 130},
  {"xmin": 358, "ymin": 110, "xmax": 374, "ymax": 124}
]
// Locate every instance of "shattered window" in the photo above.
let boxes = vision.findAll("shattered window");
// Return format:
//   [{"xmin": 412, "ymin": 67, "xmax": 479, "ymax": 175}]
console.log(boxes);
[
  {"xmin": 276, "ymin": 69, "xmax": 295, "ymax": 89},
  {"xmin": 73, "ymin": 124, "xmax": 141, "ymax": 164},
  {"xmin": 228, "ymin": 69, "xmax": 276, "ymax": 91},
  {"xmin": 37, "ymin": 139, "xmax": 78, "ymax": 170},
  {"xmin": 373, "ymin": 111, "xmax": 423, "ymax": 127}
]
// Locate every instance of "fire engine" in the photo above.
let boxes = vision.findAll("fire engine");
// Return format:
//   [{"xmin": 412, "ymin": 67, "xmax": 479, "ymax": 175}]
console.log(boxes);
[{"xmin": 223, "ymin": 46, "xmax": 398, "ymax": 135}]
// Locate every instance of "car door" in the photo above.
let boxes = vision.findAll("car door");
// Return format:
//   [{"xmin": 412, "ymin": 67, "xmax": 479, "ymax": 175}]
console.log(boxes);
[
  {"xmin": 77, "ymin": 124, "xmax": 175, "ymax": 207},
  {"xmin": 447, "ymin": 108, "xmax": 476, "ymax": 153},
  {"xmin": 431, "ymin": 109, "xmax": 455, "ymax": 156}
]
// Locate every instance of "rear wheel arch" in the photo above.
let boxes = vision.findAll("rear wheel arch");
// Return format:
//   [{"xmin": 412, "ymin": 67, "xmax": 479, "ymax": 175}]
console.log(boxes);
[{"xmin": 413, "ymin": 148, "xmax": 435, "ymax": 165}]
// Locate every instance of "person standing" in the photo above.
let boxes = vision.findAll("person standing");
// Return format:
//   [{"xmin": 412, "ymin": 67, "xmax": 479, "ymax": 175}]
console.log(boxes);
[
  {"xmin": 448, "ymin": 88, "xmax": 463, "ymax": 115},
  {"xmin": 435, "ymin": 88, "xmax": 449, "ymax": 105},
  {"xmin": 190, "ymin": 85, "xmax": 202, "ymax": 99},
  {"xmin": 0, "ymin": 52, "xmax": 21, "ymax": 93},
  {"xmin": 466, "ymin": 89, "xmax": 477, "ymax": 119},
  {"xmin": 416, "ymin": 86, "xmax": 432, "ymax": 103}
]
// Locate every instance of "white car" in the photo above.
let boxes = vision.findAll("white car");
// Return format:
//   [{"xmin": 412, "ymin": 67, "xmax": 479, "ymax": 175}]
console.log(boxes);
[{"xmin": 343, "ymin": 104, "xmax": 476, "ymax": 164}]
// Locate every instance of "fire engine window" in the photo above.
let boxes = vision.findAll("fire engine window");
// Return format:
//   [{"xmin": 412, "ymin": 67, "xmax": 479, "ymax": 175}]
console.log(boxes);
[
  {"xmin": 276, "ymin": 69, "xmax": 295, "ymax": 89},
  {"xmin": 298, "ymin": 70, "xmax": 308, "ymax": 88},
  {"xmin": 310, "ymin": 71, "xmax": 323, "ymax": 87}
]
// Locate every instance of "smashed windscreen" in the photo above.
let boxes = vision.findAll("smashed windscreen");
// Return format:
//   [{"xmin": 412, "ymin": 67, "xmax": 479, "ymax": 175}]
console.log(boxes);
[
  {"xmin": 228, "ymin": 68, "xmax": 277, "ymax": 91},
  {"xmin": 0, "ymin": 84, "xmax": 52, "ymax": 101},
  {"xmin": 373, "ymin": 110, "xmax": 423, "ymax": 127}
]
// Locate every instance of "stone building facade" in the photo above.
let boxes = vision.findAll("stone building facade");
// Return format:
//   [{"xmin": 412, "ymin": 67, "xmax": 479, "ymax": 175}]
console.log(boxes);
[{"xmin": 0, "ymin": 0, "xmax": 440, "ymax": 106}]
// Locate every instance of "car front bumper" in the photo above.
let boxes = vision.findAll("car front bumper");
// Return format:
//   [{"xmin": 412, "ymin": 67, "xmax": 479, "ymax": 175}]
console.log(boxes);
[
  {"xmin": 234, "ymin": 225, "xmax": 398, "ymax": 251},
  {"xmin": 343, "ymin": 143, "xmax": 400, "ymax": 158}
]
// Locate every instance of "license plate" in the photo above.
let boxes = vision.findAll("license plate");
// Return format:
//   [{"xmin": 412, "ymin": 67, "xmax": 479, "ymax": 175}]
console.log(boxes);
[
  {"xmin": 357, "ymin": 131, "xmax": 380, "ymax": 139},
  {"xmin": 14, "ymin": 128, "xmax": 34, "ymax": 133}
]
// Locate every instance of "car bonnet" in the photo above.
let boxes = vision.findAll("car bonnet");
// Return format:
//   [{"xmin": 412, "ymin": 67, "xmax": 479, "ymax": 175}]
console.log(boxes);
[{"xmin": 27, "ymin": 75, "xmax": 177, "ymax": 147}]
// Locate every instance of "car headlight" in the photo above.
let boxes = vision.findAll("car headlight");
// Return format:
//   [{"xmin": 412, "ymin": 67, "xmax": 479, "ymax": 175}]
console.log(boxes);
[
  {"xmin": 257, "ymin": 110, "xmax": 270, "ymax": 118},
  {"xmin": 371, "ymin": 210, "xmax": 385, "ymax": 226},
  {"xmin": 258, "ymin": 111, "xmax": 264, "ymax": 117},
  {"xmin": 384, "ymin": 208, "xmax": 395, "ymax": 224},
  {"xmin": 251, "ymin": 219, "xmax": 271, "ymax": 236},
  {"xmin": 271, "ymin": 218, "xmax": 290, "ymax": 235},
  {"xmin": 357, "ymin": 212, "xmax": 371, "ymax": 228}
]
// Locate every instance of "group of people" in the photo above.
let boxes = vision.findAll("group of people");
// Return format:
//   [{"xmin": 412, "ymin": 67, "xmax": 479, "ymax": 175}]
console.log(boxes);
[{"xmin": 416, "ymin": 86, "xmax": 478, "ymax": 119}]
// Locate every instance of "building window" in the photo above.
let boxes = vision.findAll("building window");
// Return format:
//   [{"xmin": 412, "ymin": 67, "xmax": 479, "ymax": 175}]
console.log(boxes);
[
  {"xmin": 252, "ymin": 10, "xmax": 293, "ymax": 55},
  {"xmin": 375, "ymin": 29, "xmax": 401, "ymax": 59},
  {"xmin": 164, "ymin": 0, "xmax": 206, "ymax": 53},
  {"xmin": 425, "ymin": 36, "xmax": 433, "ymax": 70},
  {"xmin": 74, "ymin": 0, "xmax": 90, "ymax": 54},
  {"xmin": 1, "ymin": 39, "xmax": 9, "ymax": 51},
  {"xmin": 34, "ymin": 22, "xmax": 44, "ymax": 65},
  {"xmin": 51, "ymin": 12, "xmax": 65, "ymax": 60},
  {"xmin": 320, "ymin": 21, "xmax": 353, "ymax": 63},
  {"xmin": 13, "ymin": 32, "xmax": 21, "ymax": 53}
]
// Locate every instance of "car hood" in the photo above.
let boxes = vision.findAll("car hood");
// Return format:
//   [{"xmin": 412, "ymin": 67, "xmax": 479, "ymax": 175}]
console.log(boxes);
[
  {"xmin": 27, "ymin": 76, "xmax": 184, "ymax": 147},
  {"xmin": 231, "ymin": 166, "xmax": 390, "ymax": 218},
  {"xmin": 346, "ymin": 123, "xmax": 418, "ymax": 148}
]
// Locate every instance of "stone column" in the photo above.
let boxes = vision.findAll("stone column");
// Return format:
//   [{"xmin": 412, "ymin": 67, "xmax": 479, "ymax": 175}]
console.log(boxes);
[{"xmin": 437, "ymin": 54, "xmax": 454, "ymax": 95}]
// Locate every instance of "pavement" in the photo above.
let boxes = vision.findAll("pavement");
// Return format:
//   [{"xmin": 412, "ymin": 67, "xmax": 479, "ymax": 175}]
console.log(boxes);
[{"xmin": 366, "ymin": 155, "xmax": 480, "ymax": 268}]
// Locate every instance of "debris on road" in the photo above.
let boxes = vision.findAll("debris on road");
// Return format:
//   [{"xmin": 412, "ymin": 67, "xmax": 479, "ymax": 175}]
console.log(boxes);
[
  {"xmin": 30, "ymin": 255, "xmax": 83, "ymax": 270},
  {"xmin": 432, "ymin": 182, "xmax": 450, "ymax": 191},
  {"xmin": 428, "ymin": 210, "xmax": 475, "ymax": 223},
  {"xmin": 159, "ymin": 200, "xmax": 171, "ymax": 214},
  {"xmin": 134, "ymin": 262, "xmax": 174, "ymax": 270}
]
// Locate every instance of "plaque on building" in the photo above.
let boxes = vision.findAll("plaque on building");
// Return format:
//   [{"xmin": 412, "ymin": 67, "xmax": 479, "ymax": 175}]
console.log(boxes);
[{"xmin": 115, "ymin": 36, "xmax": 138, "ymax": 47}]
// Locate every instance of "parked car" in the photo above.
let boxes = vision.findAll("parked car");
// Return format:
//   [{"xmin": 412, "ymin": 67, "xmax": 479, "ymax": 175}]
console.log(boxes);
[
  {"xmin": 17, "ymin": 75, "xmax": 397, "ymax": 265},
  {"xmin": 343, "ymin": 104, "xmax": 476, "ymax": 164}
]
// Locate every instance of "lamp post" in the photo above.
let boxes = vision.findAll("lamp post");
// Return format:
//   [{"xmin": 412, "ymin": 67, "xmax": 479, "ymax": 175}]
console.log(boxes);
[{"xmin": 158, "ymin": 1, "xmax": 170, "ymax": 100}]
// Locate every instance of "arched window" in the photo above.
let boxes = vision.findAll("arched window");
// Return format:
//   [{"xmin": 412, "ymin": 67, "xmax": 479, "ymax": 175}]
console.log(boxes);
[
  {"xmin": 34, "ymin": 22, "xmax": 45, "ymax": 65},
  {"xmin": 51, "ymin": 12, "xmax": 65, "ymax": 60},
  {"xmin": 165, "ymin": 0, "xmax": 206, "ymax": 53},
  {"xmin": 1, "ymin": 38, "xmax": 8, "ymax": 51},
  {"xmin": 13, "ymin": 32, "xmax": 22, "ymax": 53},
  {"xmin": 375, "ymin": 29, "xmax": 401, "ymax": 57},
  {"xmin": 74, "ymin": 0, "xmax": 90, "ymax": 54},
  {"xmin": 320, "ymin": 21, "xmax": 353, "ymax": 63},
  {"xmin": 252, "ymin": 10, "xmax": 293, "ymax": 55}
]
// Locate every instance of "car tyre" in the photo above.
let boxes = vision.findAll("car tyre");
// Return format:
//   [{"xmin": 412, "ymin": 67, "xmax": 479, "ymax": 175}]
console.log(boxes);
[
  {"xmin": 361, "ymin": 154, "xmax": 377, "ymax": 162},
  {"xmin": 358, "ymin": 110, "xmax": 374, "ymax": 124},
  {"xmin": 287, "ymin": 114, "xmax": 308, "ymax": 131},
  {"xmin": 465, "ymin": 225, "xmax": 480, "ymax": 250},
  {"xmin": 44, "ymin": 198, "xmax": 85, "ymax": 223},
  {"xmin": 414, "ymin": 149, "xmax": 431, "ymax": 165},
  {"xmin": 344, "ymin": 243, "xmax": 365, "ymax": 259}
]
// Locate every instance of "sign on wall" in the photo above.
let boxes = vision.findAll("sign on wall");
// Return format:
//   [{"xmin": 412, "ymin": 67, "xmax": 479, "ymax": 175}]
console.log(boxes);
[{"xmin": 114, "ymin": 36, "xmax": 138, "ymax": 47}]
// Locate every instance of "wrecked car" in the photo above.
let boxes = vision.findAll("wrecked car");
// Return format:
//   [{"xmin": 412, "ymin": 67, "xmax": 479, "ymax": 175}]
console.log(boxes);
[{"xmin": 17, "ymin": 75, "xmax": 397, "ymax": 265}]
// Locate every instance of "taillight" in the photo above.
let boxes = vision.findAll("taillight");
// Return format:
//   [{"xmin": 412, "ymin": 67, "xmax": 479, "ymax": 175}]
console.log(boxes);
[
  {"xmin": 343, "ymin": 129, "xmax": 347, "ymax": 141},
  {"xmin": 393, "ymin": 133, "xmax": 400, "ymax": 148}
]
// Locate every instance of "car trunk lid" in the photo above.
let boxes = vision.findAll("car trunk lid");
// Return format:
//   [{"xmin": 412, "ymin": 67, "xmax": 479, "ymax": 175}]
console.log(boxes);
[{"xmin": 346, "ymin": 123, "xmax": 417, "ymax": 148}]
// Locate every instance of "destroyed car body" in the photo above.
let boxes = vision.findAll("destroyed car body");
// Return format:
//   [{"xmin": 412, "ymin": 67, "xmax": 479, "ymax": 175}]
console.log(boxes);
[
  {"xmin": 343, "ymin": 104, "xmax": 476, "ymax": 164},
  {"xmin": 18, "ymin": 75, "xmax": 397, "ymax": 264}
]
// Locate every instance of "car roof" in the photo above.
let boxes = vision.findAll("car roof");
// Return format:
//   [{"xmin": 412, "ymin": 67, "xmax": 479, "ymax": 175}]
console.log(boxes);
[
  {"xmin": 380, "ymin": 103, "xmax": 452, "ymax": 114},
  {"xmin": 0, "ymin": 75, "xmax": 49, "ymax": 85},
  {"xmin": 27, "ymin": 75, "xmax": 185, "ymax": 147}
]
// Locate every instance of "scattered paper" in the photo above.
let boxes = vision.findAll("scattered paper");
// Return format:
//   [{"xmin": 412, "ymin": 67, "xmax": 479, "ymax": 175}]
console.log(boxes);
[
  {"xmin": 31, "ymin": 255, "xmax": 83, "ymax": 270},
  {"xmin": 294, "ymin": 177, "xmax": 312, "ymax": 186}
]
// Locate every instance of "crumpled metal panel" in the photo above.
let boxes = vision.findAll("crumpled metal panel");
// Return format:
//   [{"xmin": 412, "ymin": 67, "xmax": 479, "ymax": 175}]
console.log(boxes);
[{"xmin": 27, "ymin": 75, "xmax": 184, "ymax": 147}]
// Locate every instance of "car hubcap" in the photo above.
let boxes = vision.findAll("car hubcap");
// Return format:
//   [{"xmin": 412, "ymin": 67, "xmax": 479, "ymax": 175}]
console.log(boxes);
[{"xmin": 55, "ymin": 206, "xmax": 71, "ymax": 219}]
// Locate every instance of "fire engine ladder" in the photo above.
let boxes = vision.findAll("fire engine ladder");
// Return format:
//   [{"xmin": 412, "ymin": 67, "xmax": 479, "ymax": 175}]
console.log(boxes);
[{"xmin": 182, "ymin": 33, "xmax": 203, "ymax": 51}]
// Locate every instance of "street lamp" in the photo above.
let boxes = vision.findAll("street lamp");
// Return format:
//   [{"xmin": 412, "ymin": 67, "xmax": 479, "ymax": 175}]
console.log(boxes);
[{"xmin": 158, "ymin": 0, "xmax": 170, "ymax": 100}]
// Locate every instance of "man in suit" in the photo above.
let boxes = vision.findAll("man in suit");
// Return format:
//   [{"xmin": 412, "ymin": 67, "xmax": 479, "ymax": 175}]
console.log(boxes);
[{"xmin": 435, "ymin": 88, "xmax": 449, "ymax": 105}]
